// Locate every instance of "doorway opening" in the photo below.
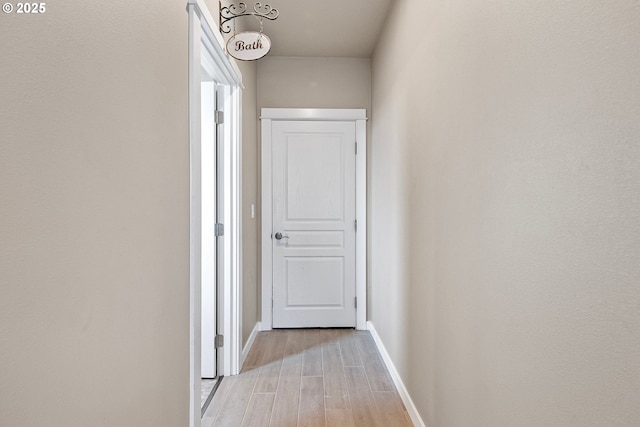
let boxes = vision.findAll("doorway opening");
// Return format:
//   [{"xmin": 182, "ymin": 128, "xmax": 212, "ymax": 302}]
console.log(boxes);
[
  {"xmin": 188, "ymin": 1, "xmax": 243, "ymax": 426},
  {"xmin": 199, "ymin": 80, "xmax": 223, "ymax": 414},
  {"xmin": 260, "ymin": 108, "xmax": 368, "ymax": 331}
]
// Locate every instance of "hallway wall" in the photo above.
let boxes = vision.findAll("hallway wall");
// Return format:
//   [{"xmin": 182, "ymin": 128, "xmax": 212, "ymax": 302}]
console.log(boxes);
[
  {"xmin": 257, "ymin": 56, "xmax": 371, "ymax": 109},
  {"xmin": 0, "ymin": 2, "xmax": 189, "ymax": 426},
  {"xmin": 238, "ymin": 60, "xmax": 261, "ymax": 346},
  {"xmin": 370, "ymin": 1, "xmax": 640, "ymax": 426}
]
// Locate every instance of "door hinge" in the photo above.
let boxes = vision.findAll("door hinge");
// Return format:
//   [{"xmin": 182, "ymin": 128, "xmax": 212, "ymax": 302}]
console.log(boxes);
[
  {"xmin": 215, "ymin": 110, "xmax": 224, "ymax": 125},
  {"xmin": 354, "ymin": 219, "xmax": 358, "ymax": 232},
  {"xmin": 214, "ymin": 223, "xmax": 225, "ymax": 237},
  {"xmin": 355, "ymin": 297, "xmax": 358, "ymax": 308},
  {"xmin": 355, "ymin": 142, "xmax": 358, "ymax": 155},
  {"xmin": 215, "ymin": 334, "xmax": 224, "ymax": 348}
]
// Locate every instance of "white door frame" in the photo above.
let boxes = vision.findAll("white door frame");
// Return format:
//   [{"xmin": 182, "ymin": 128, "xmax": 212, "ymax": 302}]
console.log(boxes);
[
  {"xmin": 187, "ymin": 1, "xmax": 243, "ymax": 426},
  {"xmin": 260, "ymin": 108, "xmax": 367, "ymax": 331}
]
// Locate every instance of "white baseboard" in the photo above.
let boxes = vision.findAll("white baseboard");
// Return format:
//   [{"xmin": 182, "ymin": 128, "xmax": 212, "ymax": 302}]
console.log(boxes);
[
  {"xmin": 241, "ymin": 321, "xmax": 261, "ymax": 369},
  {"xmin": 367, "ymin": 321, "xmax": 427, "ymax": 427}
]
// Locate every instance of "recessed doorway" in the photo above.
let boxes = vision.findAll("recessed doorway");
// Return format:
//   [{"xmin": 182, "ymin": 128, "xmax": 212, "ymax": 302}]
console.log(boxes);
[
  {"xmin": 187, "ymin": 1, "xmax": 244, "ymax": 426},
  {"xmin": 261, "ymin": 108, "xmax": 368, "ymax": 331}
]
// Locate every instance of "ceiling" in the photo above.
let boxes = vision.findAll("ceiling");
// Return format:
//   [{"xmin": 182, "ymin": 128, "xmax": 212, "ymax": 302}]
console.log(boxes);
[{"xmin": 218, "ymin": 0, "xmax": 394, "ymax": 57}]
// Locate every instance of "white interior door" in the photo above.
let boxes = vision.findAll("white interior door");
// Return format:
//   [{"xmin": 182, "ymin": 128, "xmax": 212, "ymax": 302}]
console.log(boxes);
[
  {"xmin": 200, "ymin": 81, "xmax": 218, "ymax": 379},
  {"xmin": 272, "ymin": 121, "xmax": 357, "ymax": 328}
]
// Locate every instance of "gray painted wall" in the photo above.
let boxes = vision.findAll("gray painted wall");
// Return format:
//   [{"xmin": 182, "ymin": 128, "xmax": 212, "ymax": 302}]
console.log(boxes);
[
  {"xmin": 370, "ymin": 1, "xmax": 640, "ymax": 426},
  {"xmin": 238, "ymin": 60, "xmax": 261, "ymax": 346},
  {"xmin": 257, "ymin": 56, "xmax": 371, "ymax": 109},
  {"xmin": 0, "ymin": 1, "xmax": 190, "ymax": 425}
]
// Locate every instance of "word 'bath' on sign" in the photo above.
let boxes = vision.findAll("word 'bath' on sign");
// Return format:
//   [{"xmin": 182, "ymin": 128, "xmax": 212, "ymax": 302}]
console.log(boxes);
[{"xmin": 226, "ymin": 32, "xmax": 271, "ymax": 61}]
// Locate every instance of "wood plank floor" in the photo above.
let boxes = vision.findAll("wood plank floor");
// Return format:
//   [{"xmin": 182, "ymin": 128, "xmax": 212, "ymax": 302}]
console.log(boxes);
[{"xmin": 202, "ymin": 329, "xmax": 413, "ymax": 427}]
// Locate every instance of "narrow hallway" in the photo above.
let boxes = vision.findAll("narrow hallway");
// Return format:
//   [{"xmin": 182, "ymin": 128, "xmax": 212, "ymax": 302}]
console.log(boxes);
[{"xmin": 202, "ymin": 329, "xmax": 413, "ymax": 426}]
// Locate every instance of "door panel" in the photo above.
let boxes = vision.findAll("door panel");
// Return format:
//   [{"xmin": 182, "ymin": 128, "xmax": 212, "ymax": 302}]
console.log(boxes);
[
  {"xmin": 272, "ymin": 121, "xmax": 356, "ymax": 328},
  {"xmin": 200, "ymin": 81, "xmax": 217, "ymax": 378},
  {"xmin": 201, "ymin": 82, "xmax": 224, "ymax": 379},
  {"xmin": 286, "ymin": 257, "xmax": 345, "ymax": 306},
  {"xmin": 285, "ymin": 137, "xmax": 344, "ymax": 220}
]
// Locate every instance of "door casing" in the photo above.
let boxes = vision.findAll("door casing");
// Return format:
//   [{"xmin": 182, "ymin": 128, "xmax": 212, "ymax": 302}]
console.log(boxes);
[
  {"xmin": 188, "ymin": 1, "xmax": 243, "ymax": 425},
  {"xmin": 260, "ymin": 108, "xmax": 367, "ymax": 331}
]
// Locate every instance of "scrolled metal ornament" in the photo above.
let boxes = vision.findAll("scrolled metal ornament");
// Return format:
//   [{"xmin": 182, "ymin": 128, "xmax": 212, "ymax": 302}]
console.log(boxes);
[{"xmin": 220, "ymin": 2, "xmax": 280, "ymax": 34}]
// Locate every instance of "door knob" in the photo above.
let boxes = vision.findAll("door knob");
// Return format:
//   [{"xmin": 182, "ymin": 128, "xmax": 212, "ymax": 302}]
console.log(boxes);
[{"xmin": 274, "ymin": 232, "xmax": 289, "ymax": 240}]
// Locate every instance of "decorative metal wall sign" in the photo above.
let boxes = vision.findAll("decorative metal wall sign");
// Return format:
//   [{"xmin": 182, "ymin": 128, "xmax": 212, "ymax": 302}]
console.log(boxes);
[
  {"xmin": 226, "ymin": 31, "xmax": 271, "ymax": 61},
  {"xmin": 220, "ymin": 2, "xmax": 279, "ymax": 61}
]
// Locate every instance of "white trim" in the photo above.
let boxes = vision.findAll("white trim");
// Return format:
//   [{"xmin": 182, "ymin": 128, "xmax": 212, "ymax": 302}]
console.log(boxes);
[
  {"xmin": 187, "ymin": 0, "xmax": 242, "ymax": 87},
  {"xmin": 218, "ymin": 84, "xmax": 243, "ymax": 378},
  {"xmin": 225, "ymin": 84, "xmax": 242, "ymax": 377},
  {"xmin": 260, "ymin": 116, "xmax": 273, "ymax": 331},
  {"xmin": 241, "ymin": 322, "xmax": 261, "ymax": 368},
  {"xmin": 260, "ymin": 108, "xmax": 367, "ymax": 330},
  {"xmin": 367, "ymin": 322, "xmax": 427, "ymax": 427},
  {"xmin": 355, "ymin": 119, "xmax": 367, "ymax": 330},
  {"xmin": 187, "ymin": 7, "xmax": 203, "ymax": 426},
  {"xmin": 261, "ymin": 108, "xmax": 367, "ymax": 121}
]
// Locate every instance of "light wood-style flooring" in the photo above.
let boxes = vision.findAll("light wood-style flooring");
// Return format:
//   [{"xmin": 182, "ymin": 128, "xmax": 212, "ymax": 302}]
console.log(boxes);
[{"xmin": 202, "ymin": 329, "xmax": 413, "ymax": 427}]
